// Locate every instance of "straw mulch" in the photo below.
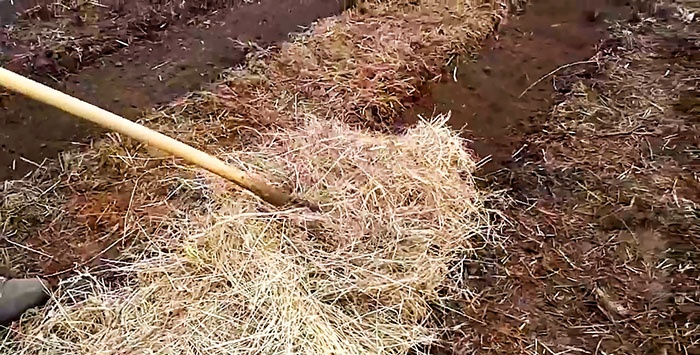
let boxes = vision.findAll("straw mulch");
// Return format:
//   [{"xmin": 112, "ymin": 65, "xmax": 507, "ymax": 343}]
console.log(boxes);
[
  {"xmin": 463, "ymin": 8, "xmax": 699, "ymax": 353},
  {"xmin": 1, "ymin": 1, "xmax": 502, "ymax": 353}
]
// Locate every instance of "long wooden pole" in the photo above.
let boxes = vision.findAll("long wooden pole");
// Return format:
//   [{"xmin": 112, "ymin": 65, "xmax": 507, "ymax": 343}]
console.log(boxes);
[{"xmin": 0, "ymin": 67, "xmax": 294, "ymax": 208}]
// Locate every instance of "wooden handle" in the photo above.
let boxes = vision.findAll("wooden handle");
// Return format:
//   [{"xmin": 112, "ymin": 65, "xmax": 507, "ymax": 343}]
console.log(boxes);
[{"xmin": 0, "ymin": 67, "xmax": 293, "ymax": 208}]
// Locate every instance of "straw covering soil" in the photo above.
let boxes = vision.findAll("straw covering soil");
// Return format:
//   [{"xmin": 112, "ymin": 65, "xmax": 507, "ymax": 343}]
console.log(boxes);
[
  {"xmin": 1, "ymin": 0, "xmax": 501, "ymax": 353},
  {"xmin": 9, "ymin": 117, "xmax": 492, "ymax": 354},
  {"xmin": 433, "ymin": 3, "xmax": 699, "ymax": 353},
  {"xmin": 2, "ymin": 0, "xmax": 697, "ymax": 353}
]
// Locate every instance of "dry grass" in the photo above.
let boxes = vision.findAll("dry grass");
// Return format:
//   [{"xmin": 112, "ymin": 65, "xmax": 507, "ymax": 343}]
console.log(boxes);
[
  {"xmin": 4, "ymin": 115, "xmax": 496, "ymax": 354},
  {"xmin": 1, "ymin": 0, "xmax": 503, "ymax": 353},
  {"xmin": 2, "ymin": 0, "xmax": 696, "ymax": 354},
  {"xmin": 201, "ymin": 0, "xmax": 498, "ymax": 133}
]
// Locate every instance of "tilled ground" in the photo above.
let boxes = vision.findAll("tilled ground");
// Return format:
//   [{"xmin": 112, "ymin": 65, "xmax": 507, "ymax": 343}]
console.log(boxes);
[
  {"xmin": 0, "ymin": 0, "xmax": 347, "ymax": 279},
  {"xmin": 0, "ymin": 0, "xmax": 349, "ymax": 180},
  {"xmin": 0, "ymin": 0, "xmax": 697, "ymax": 353},
  {"xmin": 404, "ymin": 0, "xmax": 699, "ymax": 353}
]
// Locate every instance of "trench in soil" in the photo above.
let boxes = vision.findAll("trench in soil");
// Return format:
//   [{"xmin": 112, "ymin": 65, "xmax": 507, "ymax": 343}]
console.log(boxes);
[
  {"xmin": 1, "ymin": 0, "xmax": 698, "ymax": 352},
  {"xmin": 0, "ymin": 0, "xmax": 350, "ymax": 180},
  {"xmin": 408, "ymin": 0, "xmax": 699, "ymax": 353}
]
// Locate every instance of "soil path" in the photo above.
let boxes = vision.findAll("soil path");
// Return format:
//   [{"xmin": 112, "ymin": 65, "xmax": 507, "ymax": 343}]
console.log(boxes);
[
  {"xmin": 404, "ymin": 0, "xmax": 621, "ymax": 173},
  {"xmin": 407, "ymin": 0, "xmax": 698, "ymax": 353},
  {"xmin": 0, "ymin": 0, "xmax": 347, "ymax": 180}
]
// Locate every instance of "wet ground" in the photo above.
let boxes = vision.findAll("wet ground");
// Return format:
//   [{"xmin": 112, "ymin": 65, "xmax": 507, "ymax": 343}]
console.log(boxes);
[
  {"xmin": 404, "ymin": 0, "xmax": 627, "ymax": 173},
  {"xmin": 0, "ymin": 0, "xmax": 697, "ymax": 352},
  {"xmin": 0, "ymin": 0, "xmax": 349, "ymax": 180},
  {"xmin": 406, "ymin": 0, "xmax": 699, "ymax": 353}
]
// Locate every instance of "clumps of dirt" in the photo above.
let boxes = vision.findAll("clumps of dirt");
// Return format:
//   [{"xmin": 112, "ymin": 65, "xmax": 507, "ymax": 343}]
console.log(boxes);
[
  {"xmin": 2, "ymin": 0, "xmax": 243, "ymax": 78},
  {"xmin": 0, "ymin": 0, "xmax": 349, "ymax": 181},
  {"xmin": 394, "ymin": 0, "xmax": 698, "ymax": 353},
  {"xmin": 0, "ymin": 140, "xmax": 191, "ymax": 283},
  {"xmin": 22, "ymin": 0, "xmax": 242, "ymax": 20},
  {"xmin": 26, "ymin": 192, "xmax": 133, "ymax": 276},
  {"xmin": 1, "ymin": 0, "xmax": 356, "ymax": 79}
]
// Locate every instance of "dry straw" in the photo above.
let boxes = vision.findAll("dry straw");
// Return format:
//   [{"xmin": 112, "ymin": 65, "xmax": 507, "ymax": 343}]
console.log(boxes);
[
  {"xmin": 2, "ymin": 0, "xmax": 502, "ymax": 353},
  {"xmin": 4, "ymin": 115, "xmax": 495, "ymax": 354}
]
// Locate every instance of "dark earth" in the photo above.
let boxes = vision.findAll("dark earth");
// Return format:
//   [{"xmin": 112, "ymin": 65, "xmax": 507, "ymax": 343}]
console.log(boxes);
[
  {"xmin": 404, "ymin": 0, "xmax": 698, "ymax": 353},
  {"xmin": 0, "ymin": 0, "xmax": 698, "ymax": 353},
  {"xmin": 0, "ymin": 0, "xmax": 351, "ymax": 180},
  {"xmin": 404, "ymin": 0, "xmax": 622, "ymax": 173}
]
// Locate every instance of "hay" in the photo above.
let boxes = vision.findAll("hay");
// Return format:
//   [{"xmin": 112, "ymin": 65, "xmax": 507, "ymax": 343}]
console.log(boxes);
[
  {"xmin": 5, "ymin": 115, "xmax": 493, "ymax": 354},
  {"xmin": 1, "ymin": 0, "xmax": 503, "ymax": 353},
  {"xmin": 184, "ymin": 0, "xmax": 498, "ymax": 134}
]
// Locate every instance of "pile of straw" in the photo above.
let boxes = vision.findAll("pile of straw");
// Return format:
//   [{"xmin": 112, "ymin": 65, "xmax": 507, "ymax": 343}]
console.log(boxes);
[
  {"xmin": 8, "ymin": 116, "xmax": 493, "ymax": 354},
  {"xmin": 2, "ymin": 0, "xmax": 502, "ymax": 353}
]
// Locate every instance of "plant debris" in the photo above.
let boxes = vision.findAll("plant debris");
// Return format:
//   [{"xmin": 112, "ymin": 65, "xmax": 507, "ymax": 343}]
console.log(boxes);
[{"xmin": 1, "ymin": 0, "xmax": 501, "ymax": 353}]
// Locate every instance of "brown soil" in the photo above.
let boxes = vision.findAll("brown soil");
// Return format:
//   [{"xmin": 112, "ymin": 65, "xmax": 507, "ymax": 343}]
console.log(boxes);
[
  {"xmin": 0, "ymin": 0, "xmax": 350, "ymax": 181},
  {"xmin": 0, "ymin": 0, "xmax": 347, "ymax": 278},
  {"xmin": 403, "ymin": 0, "xmax": 699, "ymax": 354},
  {"xmin": 1, "ymin": 0, "xmax": 697, "ymax": 352},
  {"xmin": 403, "ymin": 0, "xmax": 622, "ymax": 172}
]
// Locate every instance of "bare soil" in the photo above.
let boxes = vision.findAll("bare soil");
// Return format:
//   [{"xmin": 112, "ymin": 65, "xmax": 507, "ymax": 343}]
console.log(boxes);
[
  {"xmin": 1, "ymin": 0, "xmax": 697, "ymax": 352},
  {"xmin": 404, "ymin": 0, "xmax": 616, "ymax": 173},
  {"xmin": 0, "ymin": 0, "xmax": 349, "ymax": 181},
  {"xmin": 404, "ymin": 0, "xmax": 699, "ymax": 353},
  {"xmin": 0, "ymin": 0, "xmax": 347, "ymax": 279}
]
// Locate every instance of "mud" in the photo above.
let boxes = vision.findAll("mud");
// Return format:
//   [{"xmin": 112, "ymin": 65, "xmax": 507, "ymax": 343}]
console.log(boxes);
[
  {"xmin": 0, "ymin": 0, "xmax": 349, "ymax": 180},
  {"xmin": 407, "ymin": 0, "xmax": 699, "ymax": 354},
  {"xmin": 403, "ymin": 0, "xmax": 625, "ymax": 174},
  {"xmin": 1, "ymin": 0, "xmax": 697, "ymax": 351}
]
